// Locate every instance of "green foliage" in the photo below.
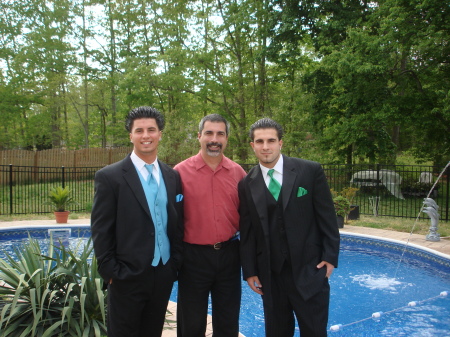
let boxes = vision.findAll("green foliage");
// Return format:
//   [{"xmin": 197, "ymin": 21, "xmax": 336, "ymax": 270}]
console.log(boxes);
[
  {"xmin": 332, "ymin": 187, "xmax": 359, "ymax": 223},
  {"xmin": 401, "ymin": 178, "xmax": 439, "ymax": 198},
  {"xmin": 47, "ymin": 186, "xmax": 76, "ymax": 212},
  {"xmin": 395, "ymin": 152, "xmax": 433, "ymax": 166},
  {"xmin": 333, "ymin": 195, "xmax": 351, "ymax": 218},
  {"xmin": 0, "ymin": 237, "xmax": 107, "ymax": 336},
  {"xmin": 1, "ymin": 0, "xmax": 448, "ymax": 165},
  {"xmin": 297, "ymin": 0, "xmax": 449, "ymax": 165},
  {"xmin": 339, "ymin": 187, "xmax": 360, "ymax": 205},
  {"xmin": 84, "ymin": 202, "xmax": 93, "ymax": 213}
]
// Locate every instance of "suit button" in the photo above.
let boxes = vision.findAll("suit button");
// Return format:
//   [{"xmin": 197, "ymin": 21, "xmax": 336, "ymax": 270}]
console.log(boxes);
[{"xmin": 151, "ymin": 232, "xmax": 155, "ymax": 236}]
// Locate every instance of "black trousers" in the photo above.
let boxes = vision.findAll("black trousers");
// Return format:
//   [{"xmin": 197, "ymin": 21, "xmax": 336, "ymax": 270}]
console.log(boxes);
[
  {"xmin": 107, "ymin": 260, "xmax": 176, "ymax": 337},
  {"xmin": 263, "ymin": 262, "xmax": 330, "ymax": 337},
  {"xmin": 177, "ymin": 240, "xmax": 241, "ymax": 337}
]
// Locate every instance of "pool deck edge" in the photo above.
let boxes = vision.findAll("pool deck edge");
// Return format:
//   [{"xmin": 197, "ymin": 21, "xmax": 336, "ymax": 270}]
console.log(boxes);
[{"xmin": 340, "ymin": 225, "xmax": 450, "ymax": 256}]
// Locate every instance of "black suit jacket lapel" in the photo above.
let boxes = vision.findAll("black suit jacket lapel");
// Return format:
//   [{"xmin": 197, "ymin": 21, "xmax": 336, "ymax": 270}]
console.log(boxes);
[
  {"xmin": 159, "ymin": 162, "xmax": 176, "ymax": 239},
  {"xmin": 122, "ymin": 156, "xmax": 152, "ymax": 219},
  {"xmin": 281, "ymin": 155, "xmax": 299, "ymax": 211},
  {"xmin": 248, "ymin": 165, "xmax": 270, "ymax": 236},
  {"xmin": 159, "ymin": 161, "xmax": 176, "ymax": 208}
]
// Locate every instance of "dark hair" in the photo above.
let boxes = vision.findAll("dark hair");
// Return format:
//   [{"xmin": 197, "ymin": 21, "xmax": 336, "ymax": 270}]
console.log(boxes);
[
  {"xmin": 198, "ymin": 114, "xmax": 230, "ymax": 136},
  {"xmin": 125, "ymin": 106, "xmax": 165, "ymax": 132},
  {"xmin": 249, "ymin": 118, "xmax": 283, "ymax": 141}
]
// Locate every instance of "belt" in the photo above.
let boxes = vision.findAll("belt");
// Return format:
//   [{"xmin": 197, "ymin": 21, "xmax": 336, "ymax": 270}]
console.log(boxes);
[{"xmin": 189, "ymin": 232, "xmax": 240, "ymax": 250}]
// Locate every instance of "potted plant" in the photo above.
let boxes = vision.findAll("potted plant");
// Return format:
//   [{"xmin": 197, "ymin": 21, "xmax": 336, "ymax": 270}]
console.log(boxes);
[
  {"xmin": 333, "ymin": 195, "xmax": 351, "ymax": 228},
  {"xmin": 47, "ymin": 186, "xmax": 75, "ymax": 223},
  {"xmin": 340, "ymin": 187, "xmax": 360, "ymax": 220}
]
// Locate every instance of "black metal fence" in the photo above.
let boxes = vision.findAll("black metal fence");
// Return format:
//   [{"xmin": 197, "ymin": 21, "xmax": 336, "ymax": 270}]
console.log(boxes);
[
  {"xmin": 1, "ymin": 163, "xmax": 449, "ymax": 221},
  {"xmin": 322, "ymin": 163, "xmax": 449, "ymax": 222},
  {"xmin": 0, "ymin": 165, "xmax": 98, "ymax": 215}
]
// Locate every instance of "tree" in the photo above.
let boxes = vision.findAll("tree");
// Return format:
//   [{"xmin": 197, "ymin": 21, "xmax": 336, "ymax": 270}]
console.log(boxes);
[
  {"xmin": 1, "ymin": 0, "xmax": 446, "ymax": 166},
  {"xmin": 270, "ymin": 0, "xmax": 449, "ymax": 165}
]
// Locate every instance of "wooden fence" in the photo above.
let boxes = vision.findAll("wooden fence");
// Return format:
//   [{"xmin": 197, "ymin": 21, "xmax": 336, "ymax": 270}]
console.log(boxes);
[
  {"xmin": 0, "ymin": 148, "xmax": 133, "ymax": 185},
  {"xmin": 0, "ymin": 148, "xmax": 133, "ymax": 168}
]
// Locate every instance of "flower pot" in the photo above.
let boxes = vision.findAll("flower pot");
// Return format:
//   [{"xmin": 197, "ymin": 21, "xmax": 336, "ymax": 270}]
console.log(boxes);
[
  {"xmin": 348, "ymin": 205, "xmax": 360, "ymax": 220},
  {"xmin": 336, "ymin": 215, "xmax": 344, "ymax": 228},
  {"xmin": 54, "ymin": 211, "xmax": 70, "ymax": 224}
]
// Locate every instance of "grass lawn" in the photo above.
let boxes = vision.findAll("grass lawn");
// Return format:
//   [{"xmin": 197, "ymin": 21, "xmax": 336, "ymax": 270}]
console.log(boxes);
[{"xmin": 346, "ymin": 215, "xmax": 450, "ymax": 238}]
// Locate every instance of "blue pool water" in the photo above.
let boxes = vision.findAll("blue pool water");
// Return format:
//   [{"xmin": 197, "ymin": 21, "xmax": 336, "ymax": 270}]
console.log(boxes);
[
  {"xmin": 327, "ymin": 238, "xmax": 450, "ymax": 336},
  {"xmin": 1, "ymin": 226, "xmax": 449, "ymax": 336},
  {"xmin": 168, "ymin": 234, "xmax": 450, "ymax": 336}
]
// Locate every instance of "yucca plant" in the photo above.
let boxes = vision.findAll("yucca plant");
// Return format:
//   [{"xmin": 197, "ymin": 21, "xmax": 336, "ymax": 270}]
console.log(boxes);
[{"xmin": 0, "ymin": 236, "xmax": 107, "ymax": 337}]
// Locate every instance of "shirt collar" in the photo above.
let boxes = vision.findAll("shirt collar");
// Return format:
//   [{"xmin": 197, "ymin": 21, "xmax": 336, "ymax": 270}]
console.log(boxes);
[
  {"xmin": 130, "ymin": 151, "xmax": 160, "ymax": 174},
  {"xmin": 259, "ymin": 154, "xmax": 283, "ymax": 177}
]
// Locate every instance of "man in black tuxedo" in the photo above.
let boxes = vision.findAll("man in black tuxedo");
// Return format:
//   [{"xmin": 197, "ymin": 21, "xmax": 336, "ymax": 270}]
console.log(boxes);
[
  {"xmin": 91, "ymin": 106, "xmax": 184, "ymax": 337},
  {"xmin": 238, "ymin": 118, "xmax": 340, "ymax": 337}
]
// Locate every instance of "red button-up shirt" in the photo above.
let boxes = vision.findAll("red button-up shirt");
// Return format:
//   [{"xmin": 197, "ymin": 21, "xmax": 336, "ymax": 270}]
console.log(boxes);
[{"xmin": 174, "ymin": 152, "xmax": 247, "ymax": 245}]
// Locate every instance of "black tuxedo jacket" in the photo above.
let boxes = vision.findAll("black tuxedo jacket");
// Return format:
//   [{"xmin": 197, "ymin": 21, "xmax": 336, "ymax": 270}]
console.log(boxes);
[
  {"xmin": 91, "ymin": 155, "xmax": 184, "ymax": 285},
  {"xmin": 238, "ymin": 155, "xmax": 340, "ymax": 303}
]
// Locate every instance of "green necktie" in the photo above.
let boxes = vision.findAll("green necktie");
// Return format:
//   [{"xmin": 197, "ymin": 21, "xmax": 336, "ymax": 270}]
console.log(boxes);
[{"xmin": 268, "ymin": 169, "xmax": 281, "ymax": 201}]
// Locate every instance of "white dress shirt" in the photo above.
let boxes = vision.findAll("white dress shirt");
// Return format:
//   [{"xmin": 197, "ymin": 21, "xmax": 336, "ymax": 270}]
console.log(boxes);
[
  {"xmin": 259, "ymin": 155, "xmax": 283, "ymax": 188},
  {"xmin": 130, "ymin": 151, "xmax": 161, "ymax": 185}
]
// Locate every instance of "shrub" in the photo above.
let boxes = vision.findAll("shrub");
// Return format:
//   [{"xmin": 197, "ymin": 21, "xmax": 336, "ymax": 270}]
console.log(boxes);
[
  {"xmin": 333, "ymin": 195, "xmax": 351, "ymax": 218},
  {"xmin": 401, "ymin": 178, "xmax": 438, "ymax": 197},
  {"xmin": 331, "ymin": 187, "xmax": 358, "ymax": 223},
  {"xmin": 339, "ymin": 187, "xmax": 359, "ymax": 205},
  {"xmin": 0, "ymin": 236, "xmax": 107, "ymax": 337}
]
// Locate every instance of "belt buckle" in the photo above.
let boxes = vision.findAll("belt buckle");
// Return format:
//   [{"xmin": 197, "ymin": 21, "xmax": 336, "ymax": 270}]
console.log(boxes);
[{"xmin": 213, "ymin": 242, "xmax": 222, "ymax": 250}]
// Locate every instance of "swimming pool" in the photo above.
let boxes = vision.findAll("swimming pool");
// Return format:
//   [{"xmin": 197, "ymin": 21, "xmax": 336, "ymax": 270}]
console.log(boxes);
[
  {"xmin": 1, "ymin": 226, "xmax": 449, "ymax": 336},
  {"xmin": 168, "ymin": 233, "xmax": 450, "ymax": 336},
  {"xmin": 327, "ymin": 234, "xmax": 450, "ymax": 336}
]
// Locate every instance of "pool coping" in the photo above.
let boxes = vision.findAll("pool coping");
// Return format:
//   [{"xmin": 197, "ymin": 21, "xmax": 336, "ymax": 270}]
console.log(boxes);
[{"xmin": 341, "ymin": 231, "xmax": 450, "ymax": 260}]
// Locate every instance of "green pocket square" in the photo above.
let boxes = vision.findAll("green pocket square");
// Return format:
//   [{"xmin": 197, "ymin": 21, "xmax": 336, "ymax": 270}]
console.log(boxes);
[{"xmin": 297, "ymin": 187, "xmax": 308, "ymax": 197}]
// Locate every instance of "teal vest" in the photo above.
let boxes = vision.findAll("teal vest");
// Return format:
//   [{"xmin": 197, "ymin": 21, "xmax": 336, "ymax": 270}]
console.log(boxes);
[{"xmin": 138, "ymin": 168, "xmax": 170, "ymax": 266}]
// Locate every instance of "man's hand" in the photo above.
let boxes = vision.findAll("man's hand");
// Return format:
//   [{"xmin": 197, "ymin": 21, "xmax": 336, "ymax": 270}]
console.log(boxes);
[
  {"xmin": 246, "ymin": 276, "xmax": 263, "ymax": 295},
  {"xmin": 317, "ymin": 261, "xmax": 335, "ymax": 278}
]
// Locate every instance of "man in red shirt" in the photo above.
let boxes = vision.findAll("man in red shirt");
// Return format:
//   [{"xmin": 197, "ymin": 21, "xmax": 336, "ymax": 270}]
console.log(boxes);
[{"xmin": 174, "ymin": 114, "xmax": 246, "ymax": 337}]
